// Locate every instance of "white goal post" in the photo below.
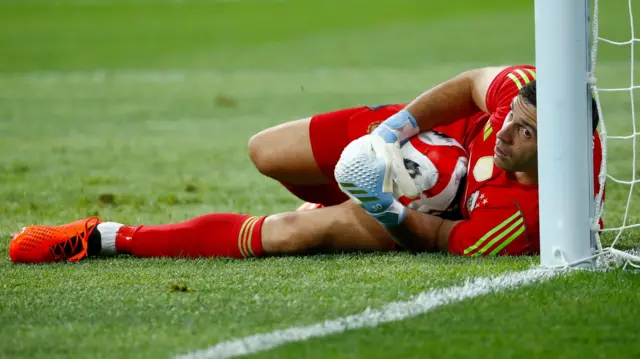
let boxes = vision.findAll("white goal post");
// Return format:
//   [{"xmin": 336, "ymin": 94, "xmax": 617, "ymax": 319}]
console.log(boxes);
[
  {"xmin": 535, "ymin": 0, "xmax": 640, "ymax": 268},
  {"xmin": 535, "ymin": 0, "xmax": 596, "ymax": 268}
]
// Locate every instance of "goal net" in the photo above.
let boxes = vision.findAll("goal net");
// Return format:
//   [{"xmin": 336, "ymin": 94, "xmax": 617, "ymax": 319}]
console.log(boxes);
[{"xmin": 591, "ymin": 0, "xmax": 640, "ymax": 268}]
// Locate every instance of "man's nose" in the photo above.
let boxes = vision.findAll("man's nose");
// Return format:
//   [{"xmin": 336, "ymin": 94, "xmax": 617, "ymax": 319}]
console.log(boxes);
[{"xmin": 496, "ymin": 125, "xmax": 512, "ymax": 145}]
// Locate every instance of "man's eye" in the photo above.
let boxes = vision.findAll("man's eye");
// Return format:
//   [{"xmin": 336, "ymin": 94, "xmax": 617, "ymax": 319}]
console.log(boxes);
[{"xmin": 521, "ymin": 127, "xmax": 532, "ymax": 138}]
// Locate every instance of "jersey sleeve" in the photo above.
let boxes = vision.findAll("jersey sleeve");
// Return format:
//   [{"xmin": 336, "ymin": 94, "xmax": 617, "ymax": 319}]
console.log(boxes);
[
  {"xmin": 448, "ymin": 195, "xmax": 539, "ymax": 256},
  {"xmin": 485, "ymin": 65, "xmax": 537, "ymax": 117}
]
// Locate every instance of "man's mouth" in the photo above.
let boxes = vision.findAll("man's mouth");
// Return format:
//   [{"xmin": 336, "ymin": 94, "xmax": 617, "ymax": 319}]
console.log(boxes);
[{"xmin": 494, "ymin": 145, "xmax": 507, "ymax": 158}]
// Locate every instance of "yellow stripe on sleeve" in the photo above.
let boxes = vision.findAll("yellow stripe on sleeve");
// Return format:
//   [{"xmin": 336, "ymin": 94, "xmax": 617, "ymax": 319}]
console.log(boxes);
[
  {"xmin": 472, "ymin": 218, "xmax": 524, "ymax": 256},
  {"xmin": 515, "ymin": 69, "xmax": 532, "ymax": 84},
  {"xmin": 463, "ymin": 211, "xmax": 521, "ymax": 255},
  {"xmin": 489, "ymin": 225, "xmax": 526, "ymax": 255},
  {"xmin": 526, "ymin": 68, "xmax": 537, "ymax": 80},
  {"xmin": 507, "ymin": 73, "xmax": 523, "ymax": 89}
]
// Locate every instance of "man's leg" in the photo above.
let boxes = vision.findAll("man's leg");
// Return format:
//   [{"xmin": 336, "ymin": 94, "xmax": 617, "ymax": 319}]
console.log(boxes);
[
  {"xmin": 9, "ymin": 201, "xmax": 394, "ymax": 263},
  {"xmin": 113, "ymin": 200, "xmax": 394, "ymax": 258},
  {"xmin": 248, "ymin": 117, "xmax": 348, "ymax": 206},
  {"xmin": 248, "ymin": 117, "xmax": 327, "ymax": 185},
  {"xmin": 261, "ymin": 200, "xmax": 395, "ymax": 254},
  {"xmin": 248, "ymin": 105, "xmax": 404, "ymax": 206}
]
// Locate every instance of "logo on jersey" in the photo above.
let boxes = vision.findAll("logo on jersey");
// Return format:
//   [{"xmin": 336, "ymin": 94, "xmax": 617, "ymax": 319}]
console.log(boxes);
[
  {"xmin": 466, "ymin": 191, "xmax": 479, "ymax": 213},
  {"xmin": 473, "ymin": 156, "xmax": 494, "ymax": 182},
  {"xmin": 483, "ymin": 121, "xmax": 493, "ymax": 141},
  {"xmin": 466, "ymin": 191, "xmax": 489, "ymax": 214}
]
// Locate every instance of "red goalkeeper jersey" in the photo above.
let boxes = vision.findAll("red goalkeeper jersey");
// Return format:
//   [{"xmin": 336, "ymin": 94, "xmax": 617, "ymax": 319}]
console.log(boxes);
[{"xmin": 448, "ymin": 65, "xmax": 604, "ymax": 256}]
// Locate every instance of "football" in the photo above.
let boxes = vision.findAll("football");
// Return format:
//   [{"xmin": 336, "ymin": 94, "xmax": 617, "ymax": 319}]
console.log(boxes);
[{"xmin": 394, "ymin": 131, "xmax": 468, "ymax": 215}]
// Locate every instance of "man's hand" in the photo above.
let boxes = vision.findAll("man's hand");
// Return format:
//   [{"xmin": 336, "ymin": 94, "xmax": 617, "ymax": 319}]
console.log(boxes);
[
  {"xmin": 369, "ymin": 111, "xmax": 421, "ymax": 200},
  {"xmin": 371, "ymin": 109, "xmax": 420, "ymax": 146},
  {"xmin": 334, "ymin": 135, "xmax": 417, "ymax": 227}
]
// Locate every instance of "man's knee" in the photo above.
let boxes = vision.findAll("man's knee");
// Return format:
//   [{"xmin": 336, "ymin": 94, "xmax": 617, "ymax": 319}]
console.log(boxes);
[
  {"xmin": 248, "ymin": 118, "xmax": 312, "ymax": 179},
  {"xmin": 248, "ymin": 128, "xmax": 277, "ymax": 177},
  {"xmin": 262, "ymin": 212, "xmax": 326, "ymax": 255}
]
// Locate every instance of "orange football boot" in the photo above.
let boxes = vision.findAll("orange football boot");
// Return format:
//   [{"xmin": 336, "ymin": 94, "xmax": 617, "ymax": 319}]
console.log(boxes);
[
  {"xmin": 9, "ymin": 217, "xmax": 102, "ymax": 264},
  {"xmin": 296, "ymin": 202, "xmax": 324, "ymax": 211}
]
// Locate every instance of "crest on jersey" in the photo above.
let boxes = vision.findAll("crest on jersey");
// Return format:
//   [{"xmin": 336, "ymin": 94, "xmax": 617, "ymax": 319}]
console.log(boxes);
[
  {"xmin": 466, "ymin": 191, "xmax": 489, "ymax": 214},
  {"xmin": 473, "ymin": 156, "xmax": 494, "ymax": 182},
  {"xmin": 467, "ymin": 191, "xmax": 480, "ymax": 214}
]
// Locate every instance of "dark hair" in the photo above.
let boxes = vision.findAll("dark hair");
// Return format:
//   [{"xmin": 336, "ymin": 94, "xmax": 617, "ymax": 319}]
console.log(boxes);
[{"xmin": 519, "ymin": 80, "xmax": 599, "ymax": 133}]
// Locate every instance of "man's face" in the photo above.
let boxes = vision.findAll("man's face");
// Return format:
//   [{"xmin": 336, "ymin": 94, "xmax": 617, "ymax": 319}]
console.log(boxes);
[{"xmin": 494, "ymin": 96, "xmax": 538, "ymax": 172}]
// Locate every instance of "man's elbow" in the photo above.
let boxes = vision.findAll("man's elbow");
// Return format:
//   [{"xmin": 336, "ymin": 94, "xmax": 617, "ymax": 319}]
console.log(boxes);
[
  {"xmin": 465, "ymin": 66, "xmax": 509, "ymax": 113},
  {"xmin": 386, "ymin": 212, "xmax": 448, "ymax": 253}
]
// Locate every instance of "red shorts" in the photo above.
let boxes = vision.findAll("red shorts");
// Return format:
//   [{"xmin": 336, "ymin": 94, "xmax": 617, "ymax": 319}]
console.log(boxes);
[{"xmin": 308, "ymin": 104, "xmax": 477, "ymax": 183}]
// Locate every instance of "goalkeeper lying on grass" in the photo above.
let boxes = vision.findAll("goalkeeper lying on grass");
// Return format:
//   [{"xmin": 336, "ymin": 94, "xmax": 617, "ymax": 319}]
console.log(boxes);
[{"xmin": 9, "ymin": 65, "xmax": 603, "ymax": 264}]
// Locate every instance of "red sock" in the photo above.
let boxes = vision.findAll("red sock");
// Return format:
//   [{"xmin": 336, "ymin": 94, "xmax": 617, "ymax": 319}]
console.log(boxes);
[{"xmin": 114, "ymin": 213, "xmax": 266, "ymax": 259}]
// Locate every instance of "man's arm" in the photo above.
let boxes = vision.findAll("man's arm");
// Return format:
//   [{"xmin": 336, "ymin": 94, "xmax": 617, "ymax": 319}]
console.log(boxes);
[
  {"xmin": 366, "ymin": 66, "xmax": 508, "ymax": 171},
  {"xmin": 403, "ymin": 66, "xmax": 508, "ymax": 132},
  {"xmin": 335, "ymin": 65, "xmax": 517, "ymax": 229},
  {"xmin": 386, "ymin": 209, "xmax": 461, "ymax": 252}
]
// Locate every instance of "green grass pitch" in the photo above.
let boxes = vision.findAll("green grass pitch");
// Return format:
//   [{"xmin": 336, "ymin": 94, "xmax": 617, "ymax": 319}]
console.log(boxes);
[{"xmin": 1, "ymin": 1, "xmax": 639, "ymax": 358}]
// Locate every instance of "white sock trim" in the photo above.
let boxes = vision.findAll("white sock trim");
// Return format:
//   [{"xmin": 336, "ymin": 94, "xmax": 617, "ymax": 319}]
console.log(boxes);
[{"xmin": 97, "ymin": 222, "xmax": 123, "ymax": 256}]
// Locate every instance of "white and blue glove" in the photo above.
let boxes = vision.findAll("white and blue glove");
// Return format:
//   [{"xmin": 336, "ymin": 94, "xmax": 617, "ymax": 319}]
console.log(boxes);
[
  {"xmin": 334, "ymin": 110, "xmax": 420, "ymax": 227},
  {"xmin": 371, "ymin": 109, "xmax": 420, "ymax": 147}
]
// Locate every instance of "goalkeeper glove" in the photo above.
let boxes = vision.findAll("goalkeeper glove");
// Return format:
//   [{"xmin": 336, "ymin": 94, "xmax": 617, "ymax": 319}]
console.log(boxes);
[{"xmin": 335, "ymin": 135, "xmax": 413, "ymax": 227}]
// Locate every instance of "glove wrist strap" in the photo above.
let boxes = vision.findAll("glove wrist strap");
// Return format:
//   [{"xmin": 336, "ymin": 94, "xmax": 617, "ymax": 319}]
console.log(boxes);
[
  {"xmin": 370, "ymin": 200, "xmax": 407, "ymax": 227},
  {"xmin": 373, "ymin": 109, "xmax": 420, "ymax": 145}
]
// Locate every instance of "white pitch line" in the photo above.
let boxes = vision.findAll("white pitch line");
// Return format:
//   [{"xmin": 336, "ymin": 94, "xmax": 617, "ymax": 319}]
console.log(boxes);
[{"xmin": 175, "ymin": 268, "xmax": 561, "ymax": 359}]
